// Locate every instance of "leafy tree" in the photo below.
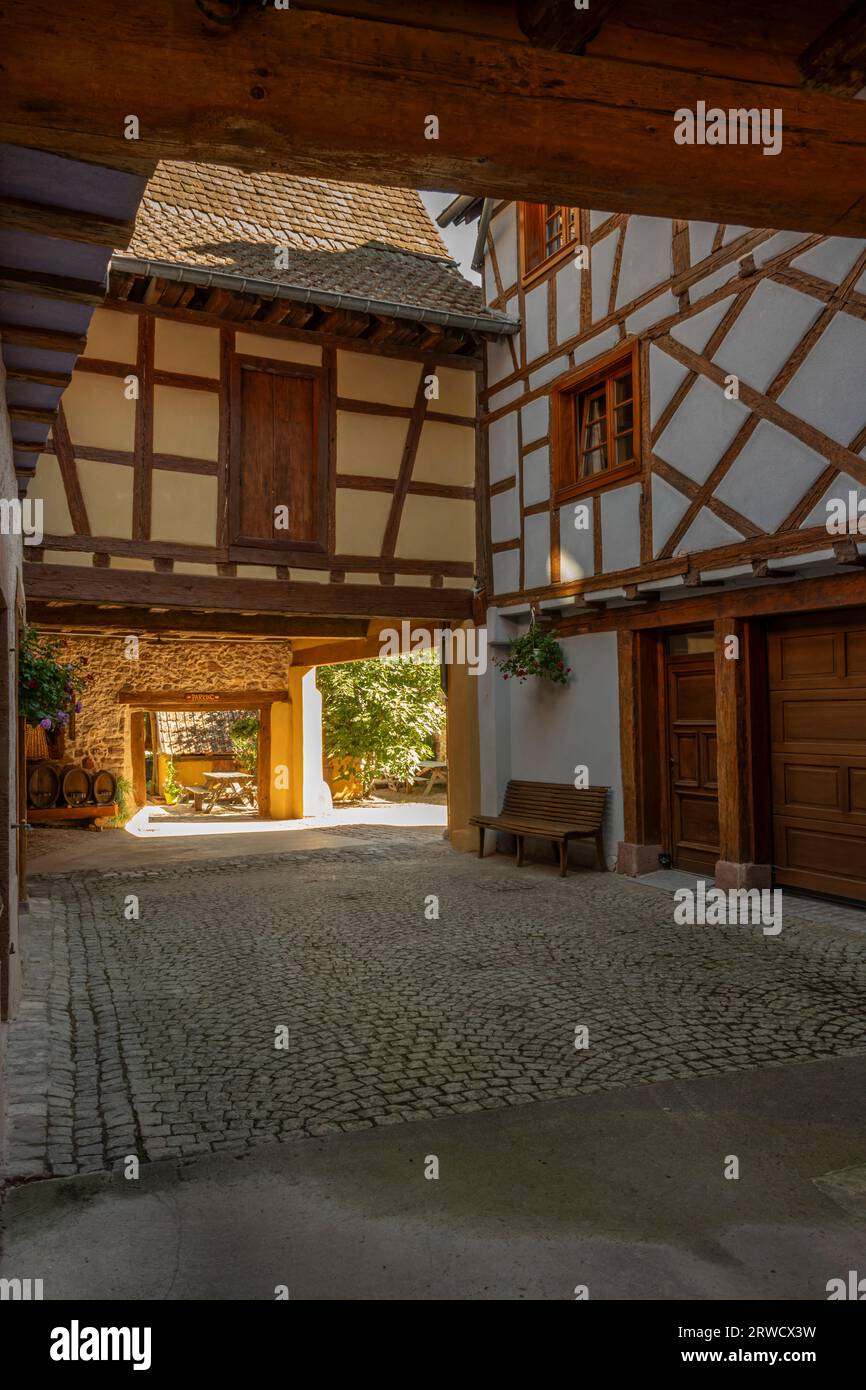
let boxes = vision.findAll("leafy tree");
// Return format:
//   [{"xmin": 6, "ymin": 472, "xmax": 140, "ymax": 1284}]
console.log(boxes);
[
  {"xmin": 229, "ymin": 715, "xmax": 259, "ymax": 774},
  {"xmin": 318, "ymin": 653, "xmax": 445, "ymax": 794}
]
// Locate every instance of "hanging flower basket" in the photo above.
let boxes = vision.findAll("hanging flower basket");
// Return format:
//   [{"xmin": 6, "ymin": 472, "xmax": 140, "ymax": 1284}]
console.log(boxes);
[
  {"xmin": 18, "ymin": 625, "xmax": 86, "ymax": 736},
  {"xmin": 495, "ymin": 621, "xmax": 571, "ymax": 686}
]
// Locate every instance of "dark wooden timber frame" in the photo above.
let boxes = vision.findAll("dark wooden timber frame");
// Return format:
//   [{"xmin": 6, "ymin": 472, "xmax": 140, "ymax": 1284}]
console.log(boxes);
[
  {"xmin": 34, "ymin": 299, "xmax": 479, "ymax": 609},
  {"xmin": 3, "ymin": 1, "xmax": 866, "ymax": 236}
]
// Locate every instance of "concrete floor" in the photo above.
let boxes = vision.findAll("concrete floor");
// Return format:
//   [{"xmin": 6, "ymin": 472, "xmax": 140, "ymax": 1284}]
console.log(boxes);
[{"xmin": 3, "ymin": 1054, "xmax": 865, "ymax": 1300}]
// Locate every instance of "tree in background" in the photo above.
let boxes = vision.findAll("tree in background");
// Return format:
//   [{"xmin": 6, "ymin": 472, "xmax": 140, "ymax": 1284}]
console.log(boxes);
[
  {"xmin": 318, "ymin": 652, "xmax": 445, "ymax": 795},
  {"xmin": 229, "ymin": 714, "xmax": 260, "ymax": 774}
]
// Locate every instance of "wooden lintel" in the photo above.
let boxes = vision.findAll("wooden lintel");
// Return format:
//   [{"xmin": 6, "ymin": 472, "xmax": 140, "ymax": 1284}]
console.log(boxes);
[
  {"xmin": 2, "ymin": 1, "xmax": 865, "ymax": 234},
  {"xmin": 517, "ymin": 0, "xmax": 621, "ymax": 54},
  {"xmin": 23, "ymin": 564, "xmax": 474, "ymax": 621},
  {"xmin": 24, "ymin": 601, "xmax": 371, "ymax": 641},
  {"xmin": 799, "ymin": 1, "xmax": 866, "ymax": 95}
]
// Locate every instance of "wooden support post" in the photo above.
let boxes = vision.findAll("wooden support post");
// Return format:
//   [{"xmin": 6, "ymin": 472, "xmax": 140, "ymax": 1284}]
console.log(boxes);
[
  {"xmin": 713, "ymin": 617, "xmax": 772, "ymax": 889},
  {"xmin": 130, "ymin": 711, "xmax": 147, "ymax": 808},
  {"xmin": 616, "ymin": 628, "xmax": 663, "ymax": 874}
]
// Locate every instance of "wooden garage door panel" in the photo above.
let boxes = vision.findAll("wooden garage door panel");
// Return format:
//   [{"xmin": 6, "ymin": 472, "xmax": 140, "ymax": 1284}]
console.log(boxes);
[
  {"xmin": 770, "ymin": 619, "xmax": 866, "ymax": 902},
  {"xmin": 774, "ymin": 694, "xmax": 866, "ymax": 747},
  {"xmin": 776, "ymin": 631, "xmax": 838, "ymax": 682},
  {"xmin": 846, "ymin": 630, "xmax": 866, "ymax": 676},
  {"xmin": 776, "ymin": 760, "xmax": 840, "ymax": 813},
  {"xmin": 775, "ymin": 822, "xmax": 866, "ymax": 883}
]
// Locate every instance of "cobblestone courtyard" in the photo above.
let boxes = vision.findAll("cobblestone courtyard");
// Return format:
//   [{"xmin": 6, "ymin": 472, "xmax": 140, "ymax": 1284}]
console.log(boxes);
[{"xmin": 8, "ymin": 827, "xmax": 866, "ymax": 1178}]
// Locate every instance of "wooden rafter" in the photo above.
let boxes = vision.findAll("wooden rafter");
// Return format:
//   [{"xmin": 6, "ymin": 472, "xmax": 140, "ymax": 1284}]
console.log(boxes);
[{"xmin": 0, "ymin": 195, "xmax": 136, "ymax": 248}]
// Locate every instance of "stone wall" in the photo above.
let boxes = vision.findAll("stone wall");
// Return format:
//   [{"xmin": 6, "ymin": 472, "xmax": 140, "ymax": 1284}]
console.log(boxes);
[{"xmin": 53, "ymin": 635, "xmax": 293, "ymax": 789}]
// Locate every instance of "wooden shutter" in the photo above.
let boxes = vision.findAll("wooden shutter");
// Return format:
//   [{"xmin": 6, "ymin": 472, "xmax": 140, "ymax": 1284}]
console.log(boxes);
[{"xmin": 230, "ymin": 358, "xmax": 327, "ymax": 550}]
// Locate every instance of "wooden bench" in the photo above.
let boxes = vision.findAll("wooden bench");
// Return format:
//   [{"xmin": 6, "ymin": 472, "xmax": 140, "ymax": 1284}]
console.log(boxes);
[
  {"xmin": 181, "ymin": 784, "xmax": 209, "ymax": 813},
  {"xmin": 470, "ymin": 780, "xmax": 609, "ymax": 877}
]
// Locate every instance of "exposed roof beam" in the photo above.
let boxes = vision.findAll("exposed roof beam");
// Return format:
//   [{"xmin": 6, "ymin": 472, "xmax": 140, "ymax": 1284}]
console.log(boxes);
[
  {"xmin": 799, "ymin": 1, "xmax": 866, "ymax": 95},
  {"xmin": 0, "ymin": 195, "xmax": 136, "ymax": 248},
  {"xmin": 6, "ymin": 367, "xmax": 72, "ymax": 387},
  {"xmin": 0, "ymin": 267, "xmax": 106, "ymax": 306},
  {"xmin": 0, "ymin": 322, "xmax": 88, "ymax": 353},
  {"xmin": 24, "ymin": 601, "xmax": 372, "ymax": 640},
  {"xmin": 1, "ymin": 1, "xmax": 865, "ymax": 234},
  {"xmin": 516, "ymin": 0, "xmax": 621, "ymax": 54}
]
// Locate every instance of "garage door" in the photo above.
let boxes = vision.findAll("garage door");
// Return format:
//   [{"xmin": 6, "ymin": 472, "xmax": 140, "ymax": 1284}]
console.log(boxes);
[{"xmin": 769, "ymin": 614, "xmax": 866, "ymax": 902}]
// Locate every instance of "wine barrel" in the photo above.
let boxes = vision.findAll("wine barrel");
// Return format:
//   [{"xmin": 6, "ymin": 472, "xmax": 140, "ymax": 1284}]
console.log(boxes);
[
  {"xmin": 27, "ymin": 761, "xmax": 61, "ymax": 809},
  {"xmin": 91, "ymin": 769, "xmax": 117, "ymax": 805},
  {"xmin": 60, "ymin": 764, "xmax": 92, "ymax": 807}
]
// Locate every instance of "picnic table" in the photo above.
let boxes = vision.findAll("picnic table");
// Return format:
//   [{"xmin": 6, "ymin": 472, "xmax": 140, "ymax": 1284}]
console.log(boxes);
[
  {"xmin": 202, "ymin": 770, "xmax": 257, "ymax": 811},
  {"xmin": 416, "ymin": 760, "xmax": 447, "ymax": 794}
]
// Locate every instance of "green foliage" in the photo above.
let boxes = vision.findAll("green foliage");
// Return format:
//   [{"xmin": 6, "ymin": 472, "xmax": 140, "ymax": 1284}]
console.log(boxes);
[
  {"xmin": 19, "ymin": 625, "xmax": 86, "ymax": 730},
  {"xmin": 495, "ymin": 622, "xmax": 571, "ymax": 686},
  {"xmin": 318, "ymin": 653, "xmax": 445, "ymax": 794},
  {"xmin": 105, "ymin": 775, "xmax": 134, "ymax": 828},
  {"xmin": 229, "ymin": 715, "xmax": 259, "ymax": 774},
  {"xmin": 163, "ymin": 760, "xmax": 183, "ymax": 805}
]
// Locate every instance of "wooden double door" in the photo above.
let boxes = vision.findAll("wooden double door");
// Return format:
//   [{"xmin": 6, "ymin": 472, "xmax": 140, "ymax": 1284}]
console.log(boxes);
[
  {"xmin": 769, "ymin": 614, "xmax": 866, "ymax": 903},
  {"xmin": 666, "ymin": 644, "xmax": 720, "ymax": 874}
]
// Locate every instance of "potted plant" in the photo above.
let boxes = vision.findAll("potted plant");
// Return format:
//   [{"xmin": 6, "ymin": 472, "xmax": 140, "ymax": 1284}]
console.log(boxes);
[
  {"xmin": 19, "ymin": 625, "xmax": 86, "ymax": 757},
  {"xmin": 495, "ymin": 620, "xmax": 572, "ymax": 686}
]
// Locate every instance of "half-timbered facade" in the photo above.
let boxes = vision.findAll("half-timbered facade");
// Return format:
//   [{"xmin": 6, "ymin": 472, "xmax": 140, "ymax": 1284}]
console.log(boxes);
[
  {"xmin": 22, "ymin": 163, "xmax": 515, "ymax": 829},
  {"xmin": 459, "ymin": 199, "xmax": 866, "ymax": 903}
]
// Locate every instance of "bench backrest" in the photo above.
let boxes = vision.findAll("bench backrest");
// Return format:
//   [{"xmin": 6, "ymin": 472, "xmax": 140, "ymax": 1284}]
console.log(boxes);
[{"xmin": 501, "ymin": 780, "xmax": 608, "ymax": 823}]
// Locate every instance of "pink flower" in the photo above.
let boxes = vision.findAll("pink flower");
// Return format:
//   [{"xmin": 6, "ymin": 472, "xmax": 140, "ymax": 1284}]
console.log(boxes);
[{"xmin": 39, "ymin": 717, "xmax": 52, "ymax": 731}]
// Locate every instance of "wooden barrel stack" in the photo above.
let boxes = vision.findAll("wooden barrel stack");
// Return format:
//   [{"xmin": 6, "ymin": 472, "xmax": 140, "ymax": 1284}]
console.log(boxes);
[{"xmin": 26, "ymin": 762, "xmax": 117, "ymax": 809}]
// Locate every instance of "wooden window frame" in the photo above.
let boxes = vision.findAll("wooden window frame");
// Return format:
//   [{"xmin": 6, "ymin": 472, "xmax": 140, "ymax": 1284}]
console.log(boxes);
[
  {"xmin": 551, "ymin": 341, "xmax": 641, "ymax": 503},
  {"xmin": 228, "ymin": 353, "xmax": 332, "ymax": 559},
  {"xmin": 519, "ymin": 202, "xmax": 580, "ymax": 285}
]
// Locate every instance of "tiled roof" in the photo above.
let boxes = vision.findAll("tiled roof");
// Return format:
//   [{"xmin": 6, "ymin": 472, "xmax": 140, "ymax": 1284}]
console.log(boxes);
[{"xmin": 122, "ymin": 162, "xmax": 507, "ymax": 326}]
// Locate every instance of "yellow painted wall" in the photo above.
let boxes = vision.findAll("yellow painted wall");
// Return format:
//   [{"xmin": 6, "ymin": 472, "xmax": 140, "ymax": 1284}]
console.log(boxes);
[
  {"xmin": 429, "ymin": 365, "xmax": 477, "ymax": 417},
  {"xmin": 153, "ymin": 385, "xmax": 219, "ymax": 460},
  {"xmin": 337, "ymin": 351, "xmax": 421, "ymax": 406},
  {"xmin": 77, "ymin": 458, "xmax": 134, "ymax": 537},
  {"xmin": 151, "ymin": 471, "xmax": 218, "ymax": 544},
  {"xmin": 62, "ymin": 372, "xmax": 135, "ymax": 450},
  {"xmin": 269, "ymin": 700, "xmax": 293, "ymax": 819},
  {"xmin": 32, "ymin": 454, "xmax": 74, "ymax": 535},
  {"xmin": 396, "ymin": 495, "xmax": 475, "ymax": 562},
  {"xmin": 334, "ymin": 489, "xmax": 391, "ymax": 555},
  {"xmin": 235, "ymin": 333, "xmax": 322, "ymax": 365},
  {"xmin": 155, "ymin": 319, "xmax": 220, "ymax": 377},
  {"xmin": 413, "ymin": 420, "xmax": 474, "ymax": 486},
  {"xmin": 336, "ymin": 412, "xmax": 408, "ymax": 477}
]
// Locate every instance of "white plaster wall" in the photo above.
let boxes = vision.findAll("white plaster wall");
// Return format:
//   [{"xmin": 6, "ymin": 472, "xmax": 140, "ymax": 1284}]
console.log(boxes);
[{"xmin": 501, "ymin": 630, "xmax": 623, "ymax": 866}]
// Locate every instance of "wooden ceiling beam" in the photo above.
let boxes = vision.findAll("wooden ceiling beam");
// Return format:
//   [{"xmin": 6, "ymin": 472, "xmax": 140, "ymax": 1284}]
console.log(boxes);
[
  {"xmin": 25, "ymin": 601, "xmax": 373, "ymax": 640},
  {"xmin": 799, "ymin": 2, "xmax": 866, "ymax": 95},
  {"xmin": 1, "ymin": 1, "xmax": 865, "ymax": 234},
  {"xmin": 0, "ymin": 194, "xmax": 136, "ymax": 248},
  {"xmin": 0, "ymin": 322, "xmax": 87, "ymax": 353},
  {"xmin": 0, "ymin": 266, "xmax": 105, "ymax": 306},
  {"xmin": 6, "ymin": 366, "xmax": 72, "ymax": 387},
  {"xmin": 516, "ymin": 0, "xmax": 621, "ymax": 54},
  {"xmin": 24, "ymin": 564, "xmax": 474, "ymax": 621}
]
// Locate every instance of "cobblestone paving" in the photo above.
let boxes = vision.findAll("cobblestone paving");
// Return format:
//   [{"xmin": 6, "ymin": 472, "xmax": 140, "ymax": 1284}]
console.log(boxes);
[{"xmin": 9, "ymin": 828, "xmax": 866, "ymax": 1177}]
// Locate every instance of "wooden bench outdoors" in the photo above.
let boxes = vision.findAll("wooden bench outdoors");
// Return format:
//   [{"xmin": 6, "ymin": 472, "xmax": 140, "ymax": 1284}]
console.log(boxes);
[
  {"xmin": 181, "ymin": 784, "xmax": 209, "ymax": 813},
  {"xmin": 471, "ymin": 780, "xmax": 609, "ymax": 877}
]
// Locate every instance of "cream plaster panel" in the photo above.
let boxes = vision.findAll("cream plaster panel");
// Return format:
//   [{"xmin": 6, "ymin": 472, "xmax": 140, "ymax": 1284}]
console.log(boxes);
[
  {"xmin": 64, "ymin": 372, "xmax": 135, "ymax": 450},
  {"xmin": 413, "ymin": 421, "xmax": 475, "ymax": 486},
  {"xmin": 41, "ymin": 550, "xmax": 93, "ymax": 567},
  {"xmin": 394, "ymin": 574, "xmax": 431, "ymax": 587},
  {"xmin": 77, "ymin": 460, "xmax": 133, "ymax": 537},
  {"xmin": 82, "ymin": 308, "xmax": 139, "ymax": 363},
  {"xmin": 31, "ymin": 454, "xmax": 73, "ymax": 535},
  {"xmin": 335, "ymin": 490, "xmax": 391, "ymax": 554},
  {"xmin": 336, "ymin": 412, "xmax": 408, "ymax": 478},
  {"xmin": 344, "ymin": 571, "xmax": 377, "ymax": 584},
  {"xmin": 337, "ymin": 351, "xmax": 421, "ymax": 406},
  {"xmin": 153, "ymin": 386, "xmax": 219, "ymax": 460},
  {"xmin": 236, "ymin": 566, "xmax": 280, "ymax": 579},
  {"xmin": 154, "ymin": 318, "xmax": 220, "ymax": 377},
  {"xmin": 235, "ymin": 333, "xmax": 322, "ymax": 365},
  {"xmin": 111, "ymin": 557, "xmax": 154, "ymax": 571},
  {"xmin": 293, "ymin": 568, "xmax": 332, "ymax": 584},
  {"xmin": 173, "ymin": 562, "xmax": 220, "ymax": 575},
  {"xmin": 150, "ymin": 471, "xmax": 218, "ymax": 544},
  {"xmin": 428, "ymin": 365, "xmax": 476, "ymax": 417},
  {"xmin": 396, "ymin": 495, "xmax": 474, "ymax": 562},
  {"xmin": 443, "ymin": 577, "xmax": 473, "ymax": 588}
]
